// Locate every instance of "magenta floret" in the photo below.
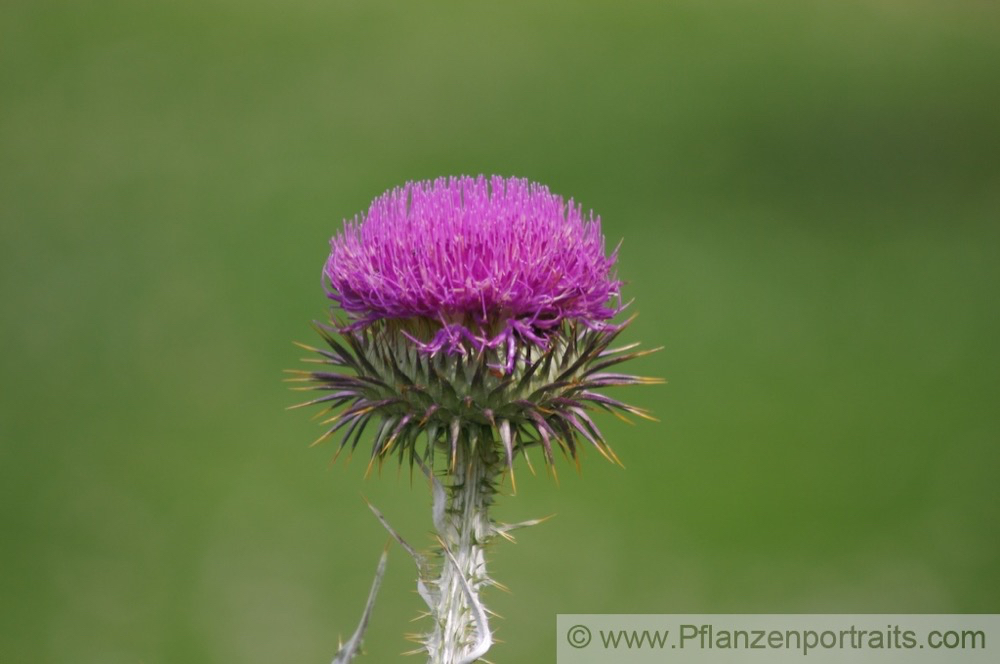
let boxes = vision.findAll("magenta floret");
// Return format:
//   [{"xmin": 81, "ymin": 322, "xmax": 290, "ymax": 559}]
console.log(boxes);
[{"xmin": 324, "ymin": 175, "xmax": 621, "ymax": 356}]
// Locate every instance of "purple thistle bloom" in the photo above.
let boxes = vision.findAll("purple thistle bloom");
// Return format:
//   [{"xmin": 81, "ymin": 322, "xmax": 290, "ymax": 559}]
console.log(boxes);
[
  {"xmin": 324, "ymin": 175, "xmax": 621, "ymax": 361},
  {"xmin": 292, "ymin": 175, "xmax": 660, "ymax": 664},
  {"xmin": 294, "ymin": 174, "xmax": 660, "ymax": 471}
]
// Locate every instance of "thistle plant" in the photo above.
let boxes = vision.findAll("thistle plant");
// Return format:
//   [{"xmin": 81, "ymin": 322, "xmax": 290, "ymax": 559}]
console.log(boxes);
[{"xmin": 289, "ymin": 175, "xmax": 659, "ymax": 663}]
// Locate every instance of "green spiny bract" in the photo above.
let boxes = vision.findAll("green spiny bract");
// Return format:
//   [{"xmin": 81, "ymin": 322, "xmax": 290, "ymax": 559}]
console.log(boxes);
[{"xmin": 288, "ymin": 316, "xmax": 661, "ymax": 477}]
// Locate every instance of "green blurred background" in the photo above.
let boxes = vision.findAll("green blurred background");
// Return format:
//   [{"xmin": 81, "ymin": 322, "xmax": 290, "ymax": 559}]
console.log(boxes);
[{"xmin": 2, "ymin": 1, "xmax": 998, "ymax": 662}]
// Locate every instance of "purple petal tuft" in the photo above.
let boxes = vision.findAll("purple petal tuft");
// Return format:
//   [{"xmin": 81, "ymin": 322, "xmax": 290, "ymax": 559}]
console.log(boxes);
[{"xmin": 324, "ymin": 175, "xmax": 621, "ymax": 354}]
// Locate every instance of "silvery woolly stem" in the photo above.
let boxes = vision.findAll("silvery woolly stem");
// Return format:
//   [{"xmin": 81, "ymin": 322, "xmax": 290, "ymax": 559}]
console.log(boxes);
[{"xmin": 424, "ymin": 441, "xmax": 501, "ymax": 664}]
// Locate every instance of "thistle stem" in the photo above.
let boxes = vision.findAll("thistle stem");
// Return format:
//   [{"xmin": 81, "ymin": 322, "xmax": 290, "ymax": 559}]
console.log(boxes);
[{"xmin": 425, "ymin": 444, "xmax": 501, "ymax": 664}]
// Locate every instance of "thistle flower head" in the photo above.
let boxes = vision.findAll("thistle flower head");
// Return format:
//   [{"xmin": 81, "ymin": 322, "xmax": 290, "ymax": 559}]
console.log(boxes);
[
  {"xmin": 324, "ymin": 175, "xmax": 621, "ymax": 360},
  {"xmin": 291, "ymin": 175, "xmax": 660, "ymax": 477}
]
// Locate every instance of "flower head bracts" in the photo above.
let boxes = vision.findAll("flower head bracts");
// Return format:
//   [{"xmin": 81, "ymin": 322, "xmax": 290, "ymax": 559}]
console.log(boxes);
[
  {"xmin": 324, "ymin": 175, "xmax": 621, "ymax": 359},
  {"xmin": 289, "ymin": 317, "xmax": 661, "ymax": 477}
]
